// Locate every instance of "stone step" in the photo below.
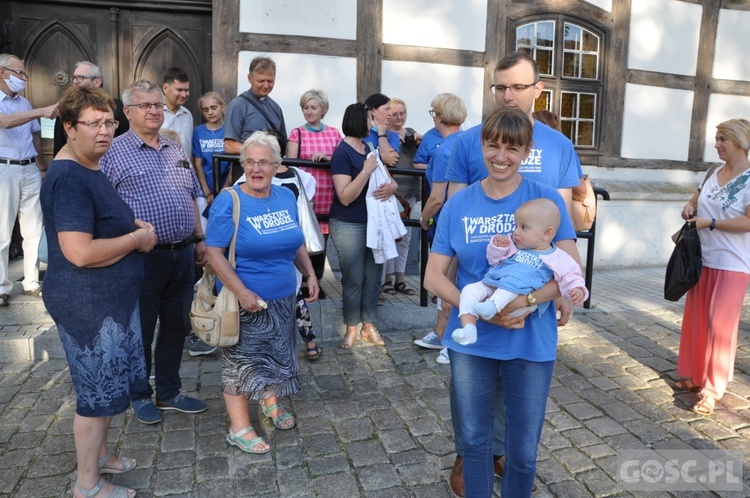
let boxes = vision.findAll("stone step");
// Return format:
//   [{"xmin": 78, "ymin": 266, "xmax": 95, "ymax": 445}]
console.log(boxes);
[
  {"xmin": 0, "ymin": 296, "xmax": 51, "ymax": 326},
  {"xmin": 0, "ymin": 298, "xmax": 435, "ymax": 364}
]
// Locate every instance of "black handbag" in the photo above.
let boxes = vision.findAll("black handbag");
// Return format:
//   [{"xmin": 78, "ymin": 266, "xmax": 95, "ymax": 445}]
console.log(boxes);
[{"xmin": 664, "ymin": 222, "xmax": 702, "ymax": 301}]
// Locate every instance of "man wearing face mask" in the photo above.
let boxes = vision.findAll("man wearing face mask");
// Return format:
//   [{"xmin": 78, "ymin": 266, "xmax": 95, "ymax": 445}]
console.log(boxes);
[{"xmin": 0, "ymin": 54, "xmax": 58, "ymax": 307}]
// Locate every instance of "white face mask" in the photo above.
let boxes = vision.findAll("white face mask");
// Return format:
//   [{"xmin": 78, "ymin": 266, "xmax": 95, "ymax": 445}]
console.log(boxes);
[{"xmin": 4, "ymin": 74, "xmax": 26, "ymax": 93}]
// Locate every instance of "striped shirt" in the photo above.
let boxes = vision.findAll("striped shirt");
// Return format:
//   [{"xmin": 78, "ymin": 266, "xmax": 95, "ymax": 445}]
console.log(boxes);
[{"xmin": 100, "ymin": 130, "xmax": 202, "ymax": 244}]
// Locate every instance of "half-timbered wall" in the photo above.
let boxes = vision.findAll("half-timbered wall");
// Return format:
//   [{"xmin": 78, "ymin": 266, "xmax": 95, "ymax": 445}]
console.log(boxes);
[
  {"xmin": 212, "ymin": 0, "xmax": 750, "ymax": 269},
  {"xmin": 5, "ymin": 0, "xmax": 750, "ymax": 269}
]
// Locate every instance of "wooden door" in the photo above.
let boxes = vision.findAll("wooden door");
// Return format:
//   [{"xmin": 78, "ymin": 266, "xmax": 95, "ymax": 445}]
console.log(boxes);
[{"xmin": 6, "ymin": 1, "xmax": 211, "ymax": 159}]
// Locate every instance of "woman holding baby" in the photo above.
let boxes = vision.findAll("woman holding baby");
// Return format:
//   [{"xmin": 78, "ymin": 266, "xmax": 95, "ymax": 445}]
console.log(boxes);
[{"xmin": 424, "ymin": 108, "xmax": 580, "ymax": 497}]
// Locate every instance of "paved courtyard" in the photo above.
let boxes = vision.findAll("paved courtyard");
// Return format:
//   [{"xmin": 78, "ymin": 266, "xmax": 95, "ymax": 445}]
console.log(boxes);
[{"xmin": 0, "ymin": 267, "xmax": 749, "ymax": 497}]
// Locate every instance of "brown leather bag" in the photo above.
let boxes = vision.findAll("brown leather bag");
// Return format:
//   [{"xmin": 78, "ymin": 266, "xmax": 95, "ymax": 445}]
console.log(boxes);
[
  {"xmin": 395, "ymin": 194, "xmax": 411, "ymax": 220},
  {"xmin": 571, "ymin": 174, "xmax": 596, "ymax": 232}
]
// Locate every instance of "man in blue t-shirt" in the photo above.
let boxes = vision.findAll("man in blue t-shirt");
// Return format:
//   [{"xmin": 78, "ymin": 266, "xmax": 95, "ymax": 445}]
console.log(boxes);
[{"xmin": 445, "ymin": 51, "xmax": 584, "ymax": 496}]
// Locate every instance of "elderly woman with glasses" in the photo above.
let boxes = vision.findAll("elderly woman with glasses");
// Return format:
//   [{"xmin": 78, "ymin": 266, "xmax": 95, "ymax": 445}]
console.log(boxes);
[{"xmin": 206, "ymin": 131, "xmax": 318, "ymax": 454}]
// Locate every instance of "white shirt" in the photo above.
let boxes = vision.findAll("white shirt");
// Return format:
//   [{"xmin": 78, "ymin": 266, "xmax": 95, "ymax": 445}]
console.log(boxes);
[
  {"xmin": 0, "ymin": 91, "xmax": 40, "ymax": 160},
  {"xmin": 162, "ymin": 105, "xmax": 193, "ymax": 157},
  {"xmin": 698, "ymin": 164, "xmax": 750, "ymax": 274}
]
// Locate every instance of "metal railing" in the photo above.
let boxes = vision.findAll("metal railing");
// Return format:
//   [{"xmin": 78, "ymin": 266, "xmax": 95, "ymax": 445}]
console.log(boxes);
[{"xmin": 211, "ymin": 153, "xmax": 432, "ymax": 307}]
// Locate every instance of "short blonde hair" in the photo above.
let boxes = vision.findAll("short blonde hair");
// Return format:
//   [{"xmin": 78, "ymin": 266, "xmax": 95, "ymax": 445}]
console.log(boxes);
[
  {"xmin": 432, "ymin": 93, "xmax": 467, "ymax": 127},
  {"xmin": 198, "ymin": 91, "xmax": 226, "ymax": 111},
  {"xmin": 240, "ymin": 131, "xmax": 282, "ymax": 164},
  {"xmin": 389, "ymin": 98, "xmax": 406, "ymax": 114},
  {"xmin": 299, "ymin": 89, "xmax": 330, "ymax": 117},
  {"xmin": 716, "ymin": 119, "xmax": 750, "ymax": 153}
]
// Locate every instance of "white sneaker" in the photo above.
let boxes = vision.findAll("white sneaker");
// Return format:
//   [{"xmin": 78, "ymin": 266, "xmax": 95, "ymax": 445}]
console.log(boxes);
[
  {"xmin": 414, "ymin": 331, "xmax": 443, "ymax": 350},
  {"xmin": 436, "ymin": 347, "xmax": 450, "ymax": 365}
]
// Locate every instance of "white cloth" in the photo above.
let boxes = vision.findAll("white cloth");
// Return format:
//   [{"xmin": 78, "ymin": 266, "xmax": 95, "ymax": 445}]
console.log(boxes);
[
  {"xmin": 162, "ymin": 105, "xmax": 193, "ymax": 157},
  {"xmin": 697, "ymin": 164, "xmax": 750, "ymax": 274},
  {"xmin": 365, "ymin": 151, "xmax": 406, "ymax": 264}
]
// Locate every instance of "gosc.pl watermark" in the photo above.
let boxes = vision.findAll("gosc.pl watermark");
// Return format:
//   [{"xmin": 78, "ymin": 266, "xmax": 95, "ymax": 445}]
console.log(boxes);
[{"xmin": 617, "ymin": 449, "xmax": 743, "ymax": 492}]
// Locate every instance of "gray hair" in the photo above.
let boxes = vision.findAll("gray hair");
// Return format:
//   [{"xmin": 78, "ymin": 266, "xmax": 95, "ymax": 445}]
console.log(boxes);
[
  {"xmin": 75, "ymin": 61, "xmax": 103, "ymax": 81},
  {"xmin": 0, "ymin": 54, "xmax": 22, "ymax": 68},
  {"xmin": 240, "ymin": 131, "xmax": 282, "ymax": 164},
  {"xmin": 121, "ymin": 79, "xmax": 163, "ymax": 106}
]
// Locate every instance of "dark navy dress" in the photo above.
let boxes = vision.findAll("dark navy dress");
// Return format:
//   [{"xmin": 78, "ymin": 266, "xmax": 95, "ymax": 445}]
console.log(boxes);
[{"xmin": 41, "ymin": 159, "xmax": 147, "ymax": 417}]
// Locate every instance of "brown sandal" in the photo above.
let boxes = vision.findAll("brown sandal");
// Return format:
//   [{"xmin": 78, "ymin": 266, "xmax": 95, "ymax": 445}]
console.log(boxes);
[
  {"xmin": 340, "ymin": 327, "xmax": 358, "ymax": 350},
  {"xmin": 360, "ymin": 324, "xmax": 385, "ymax": 346},
  {"xmin": 692, "ymin": 395, "xmax": 715, "ymax": 416},
  {"xmin": 671, "ymin": 378, "xmax": 700, "ymax": 391}
]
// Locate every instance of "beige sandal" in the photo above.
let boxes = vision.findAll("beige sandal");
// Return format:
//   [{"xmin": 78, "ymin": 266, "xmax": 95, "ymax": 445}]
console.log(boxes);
[
  {"xmin": 340, "ymin": 327, "xmax": 357, "ymax": 350},
  {"xmin": 360, "ymin": 324, "xmax": 385, "ymax": 346},
  {"xmin": 692, "ymin": 395, "xmax": 715, "ymax": 416}
]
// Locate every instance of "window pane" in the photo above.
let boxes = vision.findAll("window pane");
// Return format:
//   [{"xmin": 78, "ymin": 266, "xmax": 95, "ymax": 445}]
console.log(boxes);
[
  {"xmin": 582, "ymin": 30, "xmax": 599, "ymax": 52},
  {"xmin": 581, "ymin": 54, "xmax": 597, "ymax": 79},
  {"xmin": 577, "ymin": 121, "xmax": 594, "ymax": 147},
  {"xmin": 536, "ymin": 49, "xmax": 553, "ymax": 75},
  {"xmin": 534, "ymin": 90, "xmax": 552, "ymax": 112},
  {"xmin": 537, "ymin": 21, "xmax": 554, "ymax": 48},
  {"xmin": 560, "ymin": 93, "xmax": 576, "ymax": 118},
  {"xmin": 564, "ymin": 24, "xmax": 580, "ymax": 50},
  {"xmin": 579, "ymin": 94, "xmax": 596, "ymax": 119},
  {"xmin": 517, "ymin": 24, "xmax": 533, "ymax": 47},
  {"xmin": 560, "ymin": 120, "xmax": 574, "ymax": 141},
  {"xmin": 563, "ymin": 52, "xmax": 579, "ymax": 78}
]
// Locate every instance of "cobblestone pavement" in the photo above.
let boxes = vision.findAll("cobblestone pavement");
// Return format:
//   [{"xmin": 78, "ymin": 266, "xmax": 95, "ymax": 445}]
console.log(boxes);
[{"xmin": 1, "ymin": 268, "xmax": 749, "ymax": 497}]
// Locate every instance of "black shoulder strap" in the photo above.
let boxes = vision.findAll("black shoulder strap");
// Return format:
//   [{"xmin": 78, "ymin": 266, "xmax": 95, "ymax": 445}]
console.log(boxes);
[{"xmin": 240, "ymin": 93, "xmax": 278, "ymax": 133}]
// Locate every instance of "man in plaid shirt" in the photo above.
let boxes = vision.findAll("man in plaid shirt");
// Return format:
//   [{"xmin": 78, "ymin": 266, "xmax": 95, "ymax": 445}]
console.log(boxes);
[{"xmin": 101, "ymin": 79, "xmax": 208, "ymax": 424}]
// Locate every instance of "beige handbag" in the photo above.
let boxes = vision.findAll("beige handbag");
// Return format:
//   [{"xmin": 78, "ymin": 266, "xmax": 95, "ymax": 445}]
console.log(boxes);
[
  {"xmin": 571, "ymin": 174, "xmax": 596, "ymax": 232},
  {"xmin": 190, "ymin": 188, "xmax": 240, "ymax": 347}
]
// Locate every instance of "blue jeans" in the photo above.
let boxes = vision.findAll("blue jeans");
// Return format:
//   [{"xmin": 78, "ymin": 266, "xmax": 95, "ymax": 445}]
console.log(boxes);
[
  {"xmin": 131, "ymin": 245, "xmax": 194, "ymax": 402},
  {"xmin": 449, "ymin": 350, "xmax": 553, "ymax": 497},
  {"xmin": 329, "ymin": 219, "xmax": 382, "ymax": 326}
]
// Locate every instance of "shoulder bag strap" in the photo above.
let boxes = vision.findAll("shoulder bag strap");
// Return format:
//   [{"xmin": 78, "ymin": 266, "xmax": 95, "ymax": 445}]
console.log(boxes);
[
  {"xmin": 239, "ymin": 94, "xmax": 278, "ymax": 133},
  {"xmin": 222, "ymin": 187, "xmax": 241, "ymax": 268}
]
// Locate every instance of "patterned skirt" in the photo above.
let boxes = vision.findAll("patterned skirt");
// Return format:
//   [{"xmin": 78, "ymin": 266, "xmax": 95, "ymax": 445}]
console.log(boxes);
[
  {"xmin": 57, "ymin": 306, "xmax": 147, "ymax": 417},
  {"xmin": 221, "ymin": 294, "xmax": 300, "ymax": 400}
]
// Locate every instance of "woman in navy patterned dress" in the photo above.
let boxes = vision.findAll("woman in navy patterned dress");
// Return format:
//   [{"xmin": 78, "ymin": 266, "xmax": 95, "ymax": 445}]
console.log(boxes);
[{"xmin": 40, "ymin": 86, "xmax": 156, "ymax": 498}]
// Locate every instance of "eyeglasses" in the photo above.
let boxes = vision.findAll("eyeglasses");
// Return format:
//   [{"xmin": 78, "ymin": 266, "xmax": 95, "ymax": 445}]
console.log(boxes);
[
  {"xmin": 428, "ymin": 109, "xmax": 436, "ymax": 118},
  {"xmin": 2, "ymin": 67, "xmax": 28, "ymax": 79},
  {"xmin": 76, "ymin": 119, "xmax": 119, "ymax": 130},
  {"xmin": 490, "ymin": 82, "xmax": 539, "ymax": 95},
  {"xmin": 72, "ymin": 75, "xmax": 98, "ymax": 83},
  {"xmin": 126, "ymin": 102, "xmax": 164, "ymax": 112},
  {"xmin": 243, "ymin": 159, "xmax": 278, "ymax": 169}
]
